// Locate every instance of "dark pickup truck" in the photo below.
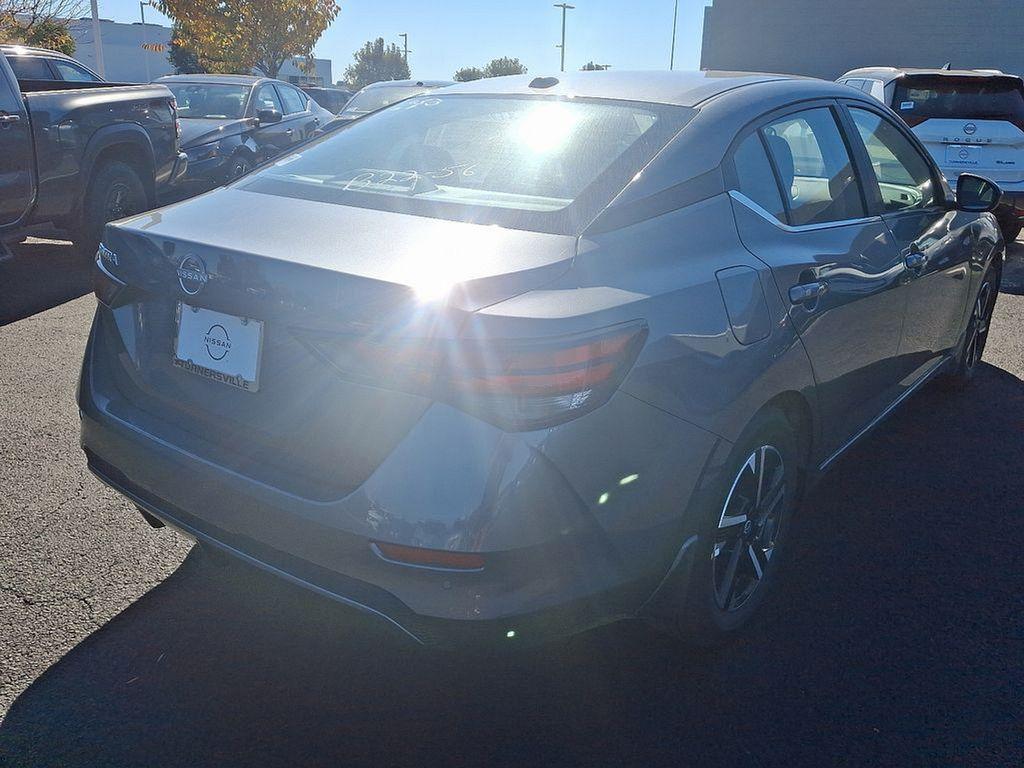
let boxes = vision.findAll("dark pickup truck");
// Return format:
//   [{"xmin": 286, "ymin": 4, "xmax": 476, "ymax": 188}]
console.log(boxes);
[{"xmin": 0, "ymin": 46, "xmax": 186, "ymax": 253}]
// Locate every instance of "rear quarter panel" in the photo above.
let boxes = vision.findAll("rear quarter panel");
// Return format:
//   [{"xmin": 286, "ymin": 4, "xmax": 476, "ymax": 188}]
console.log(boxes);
[{"xmin": 24, "ymin": 85, "xmax": 176, "ymax": 221}]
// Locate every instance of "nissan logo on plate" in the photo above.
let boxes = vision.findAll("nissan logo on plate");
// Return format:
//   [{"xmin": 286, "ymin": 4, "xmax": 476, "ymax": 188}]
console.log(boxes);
[
  {"xmin": 176, "ymin": 255, "xmax": 208, "ymax": 296},
  {"xmin": 963, "ymin": 122, "xmax": 978, "ymax": 135}
]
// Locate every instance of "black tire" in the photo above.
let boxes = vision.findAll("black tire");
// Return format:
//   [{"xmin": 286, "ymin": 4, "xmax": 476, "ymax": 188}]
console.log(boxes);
[
  {"xmin": 670, "ymin": 408, "xmax": 803, "ymax": 646},
  {"xmin": 1000, "ymin": 222, "xmax": 1022, "ymax": 244},
  {"xmin": 75, "ymin": 161, "xmax": 148, "ymax": 256},
  {"xmin": 946, "ymin": 263, "xmax": 1001, "ymax": 388}
]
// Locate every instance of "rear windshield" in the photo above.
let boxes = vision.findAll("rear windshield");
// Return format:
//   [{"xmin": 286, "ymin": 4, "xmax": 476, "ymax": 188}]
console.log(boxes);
[
  {"xmin": 340, "ymin": 86, "xmax": 436, "ymax": 117},
  {"xmin": 164, "ymin": 83, "xmax": 249, "ymax": 119},
  {"xmin": 893, "ymin": 75, "xmax": 1024, "ymax": 122},
  {"xmin": 241, "ymin": 94, "xmax": 695, "ymax": 234}
]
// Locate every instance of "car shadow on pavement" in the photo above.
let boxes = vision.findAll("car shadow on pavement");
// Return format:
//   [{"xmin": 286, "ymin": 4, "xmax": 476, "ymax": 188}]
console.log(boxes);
[
  {"xmin": 0, "ymin": 240, "xmax": 91, "ymax": 327},
  {"xmin": 2, "ymin": 363, "xmax": 1023, "ymax": 768}
]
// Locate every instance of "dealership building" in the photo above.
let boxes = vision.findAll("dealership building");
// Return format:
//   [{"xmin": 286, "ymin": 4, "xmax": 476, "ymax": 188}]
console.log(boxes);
[
  {"xmin": 700, "ymin": 0, "xmax": 1024, "ymax": 79},
  {"xmin": 67, "ymin": 17, "xmax": 332, "ymax": 85}
]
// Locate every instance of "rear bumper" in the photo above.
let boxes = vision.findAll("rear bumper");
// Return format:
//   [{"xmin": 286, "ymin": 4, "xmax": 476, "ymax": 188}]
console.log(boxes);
[
  {"xmin": 81, "ymin": 430, "xmax": 654, "ymax": 646},
  {"xmin": 77, "ymin": 312, "xmax": 711, "ymax": 645}
]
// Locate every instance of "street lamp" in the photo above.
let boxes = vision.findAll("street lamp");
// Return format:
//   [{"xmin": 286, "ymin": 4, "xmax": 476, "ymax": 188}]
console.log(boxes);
[
  {"xmin": 139, "ymin": 1, "xmax": 157, "ymax": 82},
  {"xmin": 398, "ymin": 33, "xmax": 410, "ymax": 64},
  {"xmin": 89, "ymin": 0, "xmax": 105, "ymax": 78},
  {"xmin": 553, "ymin": 3, "xmax": 574, "ymax": 73},
  {"xmin": 670, "ymin": 0, "xmax": 679, "ymax": 70}
]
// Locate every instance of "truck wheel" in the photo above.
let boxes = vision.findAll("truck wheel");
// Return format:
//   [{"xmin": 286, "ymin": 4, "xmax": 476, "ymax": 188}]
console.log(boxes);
[{"xmin": 76, "ymin": 161, "xmax": 148, "ymax": 256}]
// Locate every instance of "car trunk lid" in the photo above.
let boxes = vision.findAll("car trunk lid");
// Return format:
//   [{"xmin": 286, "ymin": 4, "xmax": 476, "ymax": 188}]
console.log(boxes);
[{"xmin": 98, "ymin": 188, "xmax": 575, "ymax": 499}]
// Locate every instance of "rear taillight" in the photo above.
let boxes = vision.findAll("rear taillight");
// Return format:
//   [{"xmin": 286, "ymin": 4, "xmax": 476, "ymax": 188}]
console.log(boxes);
[
  {"xmin": 302, "ymin": 320, "xmax": 648, "ymax": 431},
  {"xmin": 441, "ymin": 322, "xmax": 647, "ymax": 430}
]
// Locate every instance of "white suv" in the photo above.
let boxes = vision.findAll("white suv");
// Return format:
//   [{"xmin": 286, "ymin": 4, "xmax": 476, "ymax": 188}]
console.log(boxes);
[{"xmin": 839, "ymin": 67, "xmax": 1024, "ymax": 240}]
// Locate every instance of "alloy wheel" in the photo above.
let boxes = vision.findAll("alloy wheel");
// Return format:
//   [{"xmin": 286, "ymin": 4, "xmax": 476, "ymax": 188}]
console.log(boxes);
[
  {"xmin": 964, "ymin": 280, "xmax": 994, "ymax": 372},
  {"xmin": 712, "ymin": 445, "xmax": 786, "ymax": 612}
]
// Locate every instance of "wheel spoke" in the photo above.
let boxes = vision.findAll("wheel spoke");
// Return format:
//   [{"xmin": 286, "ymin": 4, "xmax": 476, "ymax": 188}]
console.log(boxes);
[
  {"xmin": 717, "ymin": 540, "xmax": 744, "ymax": 610},
  {"xmin": 748, "ymin": 544, "xmax": 765, "ymax": 580},
  {"xmin": 755, "ymin": 446, "xmax": 767, "ymax": 505}
]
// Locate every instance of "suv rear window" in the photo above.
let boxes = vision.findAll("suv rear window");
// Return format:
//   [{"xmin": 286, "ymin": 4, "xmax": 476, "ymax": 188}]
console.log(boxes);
[{"xmin": 893, "ymin": 75, "xmax": 1024, "ymax": 127}]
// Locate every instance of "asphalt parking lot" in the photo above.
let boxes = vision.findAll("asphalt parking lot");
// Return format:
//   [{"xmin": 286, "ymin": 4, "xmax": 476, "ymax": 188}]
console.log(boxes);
[{"xmin": 1, "ymin": 239, "xmax": 1023, "ymax": 767}]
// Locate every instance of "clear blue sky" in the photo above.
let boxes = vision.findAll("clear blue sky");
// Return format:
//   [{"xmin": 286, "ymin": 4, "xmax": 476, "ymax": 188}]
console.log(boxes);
[{"xmin": 96, "ymin": 0, "xmax": 711, "ymax": 83}]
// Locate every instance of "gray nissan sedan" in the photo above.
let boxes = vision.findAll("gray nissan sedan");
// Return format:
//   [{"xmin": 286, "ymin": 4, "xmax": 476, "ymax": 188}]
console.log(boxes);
[{"xmin": 81, "ymin": 71, "xmax": 1003, "ymax": 646}]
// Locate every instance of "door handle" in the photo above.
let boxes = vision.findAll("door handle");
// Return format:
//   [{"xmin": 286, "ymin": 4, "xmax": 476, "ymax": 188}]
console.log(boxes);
[
  {"xmin": 0, "ymin": 113, "xmax": 21, "ymax": 125},
  {"xmin": 285, "ymin": 128, "xmax": 293, "ymax": 134},
  {"xmin": 789, "ymin": 281, "xmax": 828, "ymax": 305},
  {"xmin": 904, "ymin": 251, "xmax": 926, "ymax": 271}
]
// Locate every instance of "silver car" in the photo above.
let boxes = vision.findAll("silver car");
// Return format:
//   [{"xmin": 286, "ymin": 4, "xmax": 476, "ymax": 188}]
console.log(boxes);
[{"xmin": 81, "ymin": 72, "xmax": 1004, "ymax": 646}]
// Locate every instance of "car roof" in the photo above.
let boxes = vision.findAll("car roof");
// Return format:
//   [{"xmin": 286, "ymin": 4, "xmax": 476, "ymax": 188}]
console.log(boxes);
[
  {"xmin": 842, "ymin": 66, "xmax": 1023, "ymax": 85},
  {"xmin": 0, "ymin": 43, "xmax": 79, "ymax": 61},
  {"xmin": 436, "ymin": 70, "xmax": 824, "ymax": 107},
  {"xmin": 156, "ymin": 74, "xmax": 268, "ymax": 86}
]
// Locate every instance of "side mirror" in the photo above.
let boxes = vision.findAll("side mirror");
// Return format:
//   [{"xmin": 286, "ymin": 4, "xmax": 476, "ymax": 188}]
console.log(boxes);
[
  {"xmin": 956, "ymin": 173, "xmax": 1002, "ymax": 213},
  {"xmin": 256, "ymin": 108, "xmax": 282, "ymax": 125}
]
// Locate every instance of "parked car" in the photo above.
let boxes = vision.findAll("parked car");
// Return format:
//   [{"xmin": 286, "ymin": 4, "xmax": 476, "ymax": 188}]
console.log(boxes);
[
  {"xmin": 156, "ymin": 74, "xmax": 331, "ymax": 197},
  {"xmin": 82, "ymin": 71, "xmax": 1003, "ymax": 647},
  {"xmin": 301, "ymin": 85, "xmax": 353, "ymax": 114},
  {"xmin": 838, "ymin": 67, "xmax": 1024, "ymax": 240},
  {"xmin": 0, "ymin": 46, "xmax": 186, "ymax": 252},
  {"xmin": 1, "ymin": 42, "xmax": 103, "ymax": 83},
  {"xmin": 319, "ymin": 79, "xmax": 452, "ymax": 133}
]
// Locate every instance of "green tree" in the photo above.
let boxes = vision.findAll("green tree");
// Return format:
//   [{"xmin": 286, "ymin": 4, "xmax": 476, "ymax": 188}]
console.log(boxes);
[
  {"xmin": 157, "ymin": 0, "xmax": 339, "ymax": 78},
  {"xmin": 453, "ymin": 66, "xmax": 484, "ymax": 82},
  {"xmin": 581, "ymin": 61, "xmax": 611, "ymax": 71},
  {"xmin": 23, "ymin": 18, "xmax": 74, "ymax": 54},
  {"xmin": 167, "ymin": 22, "xmax": 205, "ymax": 74},
  {"xmin": 482, "ymin": 57, "xmax": 527, "ymax": 78},
  {"xmin": 344, "ymin": 37, "xmax": 410, "ymax": 89},
  {"xmin": 1, "ymin": 0, "xmax": 81, "ymax": 54}
]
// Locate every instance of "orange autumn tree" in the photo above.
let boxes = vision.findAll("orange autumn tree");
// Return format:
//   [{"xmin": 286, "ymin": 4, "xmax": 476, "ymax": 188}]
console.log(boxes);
[{"xmin": 157, "ymin": 0, "xmax": 339, "ymax": 78}]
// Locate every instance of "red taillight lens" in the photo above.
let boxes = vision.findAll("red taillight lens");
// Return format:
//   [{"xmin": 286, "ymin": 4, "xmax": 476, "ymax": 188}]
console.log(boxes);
[
  {"xmin": 442, "ymin": 322, "xmax": 647, "ymax": 429},
  {"xmin": 302, "ymin": 320, "xmax": 648, "ymax": 431},
  {"xmin": 372, "ymin": 542, "xmax": 485, "ymax": 571}
]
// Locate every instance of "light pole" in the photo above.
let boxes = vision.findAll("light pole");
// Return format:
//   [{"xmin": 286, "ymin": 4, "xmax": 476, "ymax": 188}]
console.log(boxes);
[
  {"xmin": 553, "ymin": 3, "xmax": 574, "ymax": 73},
  {"xmin": 139, "ymin": 1, "xmax": 153, "ymax": 83},
  {"xmin": 90, "ymin": 0, "xmax": 105, "ymax": 78},
  {"xmin": 669, "ymin": 0, "xmax": 679, "ymax": 70},
  {"xmin": 398, "ymin": 33, "xmax": 409, "ymax": 65}
]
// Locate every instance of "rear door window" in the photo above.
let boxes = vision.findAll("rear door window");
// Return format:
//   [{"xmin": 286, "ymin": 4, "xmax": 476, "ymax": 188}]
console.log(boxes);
[
  {"xmin": 50, "ymin": 59, "xmax": 101, "ymax": 82},
  {"xmin": 277, "ymin": 85, "xmax": 307, "ymax": 115},
  {"xmin": 849, "ymin": 107, "xmax": 938, "ymax": 212},
  {"xmin": 732, "ymin": 132, "xmax": 786, "ymax": 222},
  {"xmin": 762, "ymin": 107, "xmax": 866, "ymax": 226},
  {"xmin": 893, "ymin": 75, "xmax": 1024, "ymax": 127},
  {"xmin": 6, "ymin": 56, "xmax": 54, "ymax": 80}
]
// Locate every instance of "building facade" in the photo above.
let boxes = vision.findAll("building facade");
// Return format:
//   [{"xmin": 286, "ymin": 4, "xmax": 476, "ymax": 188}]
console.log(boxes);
[
  {"xmin": 700, "ymin": 0, "xmax": 1024, "ymax": 79},
  {"xmin": 67, "ymin": 18, "xmax": 331, "ymax": 85}
]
